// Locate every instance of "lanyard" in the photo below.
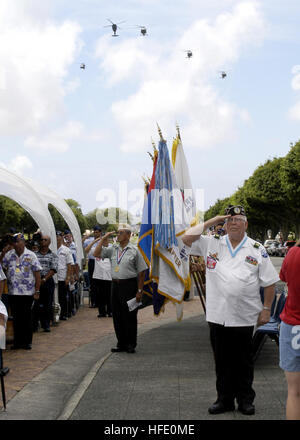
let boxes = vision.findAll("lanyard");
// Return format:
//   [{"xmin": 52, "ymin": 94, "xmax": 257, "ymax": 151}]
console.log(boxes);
[{"xmin": 117, "ymin": 247, "xmax": 128, "ymax": 265}]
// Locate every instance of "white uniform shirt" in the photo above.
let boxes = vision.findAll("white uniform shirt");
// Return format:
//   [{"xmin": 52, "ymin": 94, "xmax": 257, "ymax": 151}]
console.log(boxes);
[
  {"xmin": 189, "ymin": 234, "xmax": 280, "ymax": 327},
  {"xmin": 83, "ymin": 237, "xmax": 96, "ymax": 260},
  {"xmin": 93, "ymin": 257, "xmax": 112, "ymax": 281},
  {"xmin": 57, "ymin": 245, "xmax": 74, "ymax": 281}
]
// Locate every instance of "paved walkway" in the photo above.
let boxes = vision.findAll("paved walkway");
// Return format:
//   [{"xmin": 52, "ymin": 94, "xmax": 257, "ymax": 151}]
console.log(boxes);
[
  {"xmin": 0, "ymin": 295, "xmax": 286, "ymax": 420},
  {"xmin": 0, "ymin": 295, "xmax": 201, "ymax": 413}
]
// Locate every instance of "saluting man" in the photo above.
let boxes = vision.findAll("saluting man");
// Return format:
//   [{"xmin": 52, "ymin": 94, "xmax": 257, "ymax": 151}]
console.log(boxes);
[
  {"xmin": 182, "ymin": 205, "xmax": 279, "ymax": 416},
  {"xmin": 93, "ymin": 224, "xmax": 147, "ymax": 354}
]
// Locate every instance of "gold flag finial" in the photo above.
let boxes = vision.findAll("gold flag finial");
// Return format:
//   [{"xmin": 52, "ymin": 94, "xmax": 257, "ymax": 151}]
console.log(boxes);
[
  {"xmin": 151, "ymin": 137, "xmax": 158, "ymax": 153},
  {"xmin": 176, "ymin": 122, "xmax": 181, "ymax": 140},
  {"xmin": 147, "ymin": 151, "xmax": 154, "ymax": 161},
  {"xmin": 156, "ymin": 123, "xmax": 165, "ymax": 142}
]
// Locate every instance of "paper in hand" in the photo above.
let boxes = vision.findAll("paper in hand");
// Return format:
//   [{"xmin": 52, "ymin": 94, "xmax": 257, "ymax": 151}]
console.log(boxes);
[{"xmin": 127, "ymin": 297, "xmax": 142, "ymax": 312}]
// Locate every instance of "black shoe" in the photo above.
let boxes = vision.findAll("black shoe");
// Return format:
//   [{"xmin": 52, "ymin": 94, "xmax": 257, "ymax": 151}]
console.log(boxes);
[
  {"xmin": 208, "ymin": 401, "xmax": 235, "ymax": 414},
  {"xmin": 23, "ymin": 344, "xmax": 32, "ymax": 350},
  {"xmin": 108, "ymin": 313, "xmax": 112, "ymax": 317},
  {"xmin": 43, "ymin": 328, "xmax": 51, "ymax": 332},
  {"xmin": 60, "ymin": 316, "xmax": 68, "ymax": 321},
  {"xmin": 111, "ymin": 347, "xmax": 126, "ymax": 353},
  {"xmin": 238, "ymin": 403, "xmax": 255, "ymax": 415},
  {"xmin": 126, "ymin": 346, "xmax": 136, "ymax": 353}
]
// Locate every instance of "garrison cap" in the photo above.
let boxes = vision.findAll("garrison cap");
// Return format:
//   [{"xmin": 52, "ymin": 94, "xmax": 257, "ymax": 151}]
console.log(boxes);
[
  {"xmin": 12, "ymin": 233, "xmax": 25, "ymax": 242},
  {"xmin": 225, "ymin": 205, "xmax": 246, "ymax": 216}
]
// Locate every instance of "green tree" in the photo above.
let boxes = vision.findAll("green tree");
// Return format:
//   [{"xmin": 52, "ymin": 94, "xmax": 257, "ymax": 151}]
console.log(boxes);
[
  {"xmin": 65, "ymin": 199, "xmax": 87, "ymax": 233},
  {"xmin": 204, "ymin": 141, "xmax": 300, "ymax": 241},
  {"xmin": 85, "ymin": 207, "xmax": 133, "ymax": 233}
]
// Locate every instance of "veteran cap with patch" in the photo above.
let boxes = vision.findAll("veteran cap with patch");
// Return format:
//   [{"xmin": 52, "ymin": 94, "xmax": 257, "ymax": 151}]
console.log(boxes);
[{"xmin": 225, "ymin": 205, "xmax": 246, "ymax": 216}]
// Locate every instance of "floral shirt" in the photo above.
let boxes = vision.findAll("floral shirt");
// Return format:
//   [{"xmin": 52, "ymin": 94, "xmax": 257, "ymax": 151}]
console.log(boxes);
[{"xmin": 2, "ymin": 248, "xmax": 42, "ymax": 296}]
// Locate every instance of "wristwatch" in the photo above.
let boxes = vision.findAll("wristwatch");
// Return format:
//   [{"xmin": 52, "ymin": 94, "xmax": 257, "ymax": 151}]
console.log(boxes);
[{"xmin": 138, "ymin": 289, "xmax": 142, "ymax": 293}]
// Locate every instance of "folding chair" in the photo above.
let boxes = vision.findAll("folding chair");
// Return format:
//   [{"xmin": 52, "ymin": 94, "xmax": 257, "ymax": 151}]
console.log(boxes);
[{"xmin": 253, "ymin": 289, "xmax": 286, "ymax": 362}]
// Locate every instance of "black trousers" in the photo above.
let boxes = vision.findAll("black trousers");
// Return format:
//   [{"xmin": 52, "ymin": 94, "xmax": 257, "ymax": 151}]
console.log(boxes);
[
  {"xmin": 9, "ymin": 295, "xmax": 34, "ymax": 347},
  {"xmin": 88, "ymin": 259, "xmax": 96, "ymax": 306},
  {"xmin": 208, "ymin": 322, "xmax": 256, "ymax": 406},
  {"xmin": 94, "ymin": 279, "xmax": 112, "ymax": 316},
  {"xmin": 32, "ymin": 278, "xmax": 55, "ymax": 330},
  {"xmin": 58, "ymin": 281, "xmax": 69, "ymax": 318},
  {"xmin": 111, "ymin": 278, "xmax": 138, "ymax": 349}
]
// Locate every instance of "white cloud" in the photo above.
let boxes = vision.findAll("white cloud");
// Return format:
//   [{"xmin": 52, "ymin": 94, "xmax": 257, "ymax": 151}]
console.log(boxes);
[
  {"xmin": 0, "ymin": 0, "xmax": 83, "ymax": 137},
  {"xmin": 289, "ymin": 65, "xmax": 300, "ymax": 120},
  {"xmin": 0, "ymin": 155, "xmax": 33, "ymax": 175},
  {"xmin": 95, "ymin": 1, "xmax": 265, "ymax": 152},
  {"xmin": 25, "ymin": 121, "xmax": 84, "ymax": 153}
]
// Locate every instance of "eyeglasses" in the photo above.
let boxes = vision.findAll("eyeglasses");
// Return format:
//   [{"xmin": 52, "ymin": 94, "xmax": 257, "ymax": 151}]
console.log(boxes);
[{"xmin": 225, "ymin": 217, "xmax": 246, "ymax": 224}]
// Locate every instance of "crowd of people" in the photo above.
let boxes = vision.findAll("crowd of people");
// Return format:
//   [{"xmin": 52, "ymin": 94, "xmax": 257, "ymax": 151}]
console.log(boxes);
[
  {"xmin": 0, "ymin": 207, "xmax": 299, "ymax": 419},
  {"xmin": 0, "ymin": 228, "xmax": 81, "ymax": 349},
  {"xmin": 0, "ymin": 223, "xmax": 147, "ymax": 355}
]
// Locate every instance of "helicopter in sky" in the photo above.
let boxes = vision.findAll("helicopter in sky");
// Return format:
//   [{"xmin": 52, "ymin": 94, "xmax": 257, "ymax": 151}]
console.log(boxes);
[
  {"xmin": 184, "ymin": 50, "xmax": 193, "ymax": 59},
  {"xmin": 219, "ymin": 71, "xmax": 227, "ymax": 79},
  {"xmin": 104, "ymin": 19, "xmax": 126, "ymax": 37},
  {"xmin": 137, "ymin": 25, "xmax": 147, "ymax": 36},
  {"xmin": 80, "ymin": 63, "xmax": 86, "ymax": 70}
]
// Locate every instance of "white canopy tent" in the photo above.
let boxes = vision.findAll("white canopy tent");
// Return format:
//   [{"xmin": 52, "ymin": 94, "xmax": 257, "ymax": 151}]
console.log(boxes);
[
  {"xmin": 0, "ymin": 168, "xmax": 84, "ymax": 267},
  {"xmin": 24, "ymin": 177, "xmax": 84, "ymax": 268},
  {"xmin": 0, "ymin": 167, "xmax": 57, "ymax": 251}
]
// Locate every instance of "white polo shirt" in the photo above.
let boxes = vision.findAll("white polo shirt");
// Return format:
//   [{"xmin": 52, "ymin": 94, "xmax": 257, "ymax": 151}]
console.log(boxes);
[
  {"xmin": 188, "ymin": 234, "xmax": 280, "ymax": 327},
  {"xmin": 93, "ymin": 257, "xmax": 112, "ymax": 281},
  {"xmin": 57, "ymin": 245, "xmax": 74, "ymax": 282}
]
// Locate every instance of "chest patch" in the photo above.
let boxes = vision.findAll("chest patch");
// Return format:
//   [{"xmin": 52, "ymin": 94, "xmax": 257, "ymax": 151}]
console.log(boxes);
[
  {"xmin": 207, "ymin": 253, "xmax": 218, "ymax": 269},
  {"xmin": 245, "ymin": 255, "xmax": 258, "ymax": 266}
]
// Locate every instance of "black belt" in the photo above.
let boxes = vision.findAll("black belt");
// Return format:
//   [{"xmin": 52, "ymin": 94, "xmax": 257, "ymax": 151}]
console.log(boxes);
[{"xmin": 112, "ymin": 278, "xmax": 137, "ymax": 284}]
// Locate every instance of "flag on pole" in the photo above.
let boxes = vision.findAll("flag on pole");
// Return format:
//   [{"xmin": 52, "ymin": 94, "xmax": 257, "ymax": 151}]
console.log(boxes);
[
  {"xmin": 171, "ymin": 126, "xmax": 197, "ymax": 318},
  {"xmin": 138, "ymin": 127, "xmax": 190, "ymax": 314},
  {"xmin": 171, "ymin": 126, "xmax": 196, "ymax": 225},
  {"xmin": 138, "ymin": 149, "xmax": 166, "ymax": 315}
]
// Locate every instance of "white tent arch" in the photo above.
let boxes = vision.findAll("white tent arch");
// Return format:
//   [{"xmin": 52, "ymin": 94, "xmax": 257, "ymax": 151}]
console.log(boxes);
[
  {"xmin": 0, "ymin": 167, "xmax": 57, "ymax": 251},
  {"xmin": 25, "ymin": 178, "xmax": 84, "ymax": 268}
]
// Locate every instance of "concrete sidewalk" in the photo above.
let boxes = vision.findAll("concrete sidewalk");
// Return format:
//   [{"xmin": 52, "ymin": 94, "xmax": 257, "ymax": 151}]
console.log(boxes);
[{"xmin": 0, "ymin": 310, "xmax": 286, "ymax": 420}]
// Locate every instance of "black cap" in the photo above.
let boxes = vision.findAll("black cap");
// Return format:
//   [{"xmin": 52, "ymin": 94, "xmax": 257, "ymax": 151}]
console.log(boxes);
[
  {"xmin": 225, "ymin": 205, "xmax": 246, "ymax": 216},
  {"xmin": 56, "ymin": 231, "xmax": 64, "ymax": 236},
  {"xmin": 93, "ymin": 225, "xmax": 102, "ymax": 231},
  {"xmin": 64, "ymin": 229, "xmax": 71, "ymax": 235}
]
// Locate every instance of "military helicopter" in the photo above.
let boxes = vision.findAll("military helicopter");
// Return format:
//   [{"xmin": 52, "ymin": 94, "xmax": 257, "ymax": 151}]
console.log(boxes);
[
  {"xmin": 137, "ymin": 25, "xmax": 147, "ymax": 36},
  {"xmin": 219, "ymin": 71, "xmax": 227, "ymax": 79},
  {"xmin": 184, "ymin": 50, "xmax": 193, "ymax": 59},
  {"xmin": 80, "ymin": 63, "xmax": 86, "ymax": 70},
  {"xmin": 104, "ymin": 19, "xmax": 126, "ymax": 37}
]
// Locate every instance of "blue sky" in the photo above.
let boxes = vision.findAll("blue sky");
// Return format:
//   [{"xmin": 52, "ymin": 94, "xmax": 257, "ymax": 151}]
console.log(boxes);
[{"xmin": 1, "ymin": 0, "xmax": 300, "ymax": 220}]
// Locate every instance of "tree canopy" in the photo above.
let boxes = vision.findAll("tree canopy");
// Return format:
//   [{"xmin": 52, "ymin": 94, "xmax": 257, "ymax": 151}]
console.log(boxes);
[{"xmin": 204, "ymin": 141, "xmax": 300, "ymax": 240}]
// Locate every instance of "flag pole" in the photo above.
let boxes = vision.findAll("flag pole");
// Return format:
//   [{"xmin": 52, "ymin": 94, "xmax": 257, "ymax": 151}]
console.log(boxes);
[
  {"xmin": 190, "ymin": 256, "xmax": 206, "ymax": 314},
  {"xmin": 0, "ymin": 348, "xmax": 9, "ymax": 411}
]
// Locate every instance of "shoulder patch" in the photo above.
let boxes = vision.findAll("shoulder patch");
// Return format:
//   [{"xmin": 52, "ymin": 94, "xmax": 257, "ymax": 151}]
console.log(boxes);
[
  {"xmin": 214, "ymin": 234, "xmax": 220, "ymax": 239},
  {"xmin": 253, "ymin": 242, "xmax": 260, "ymax": 249}
]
